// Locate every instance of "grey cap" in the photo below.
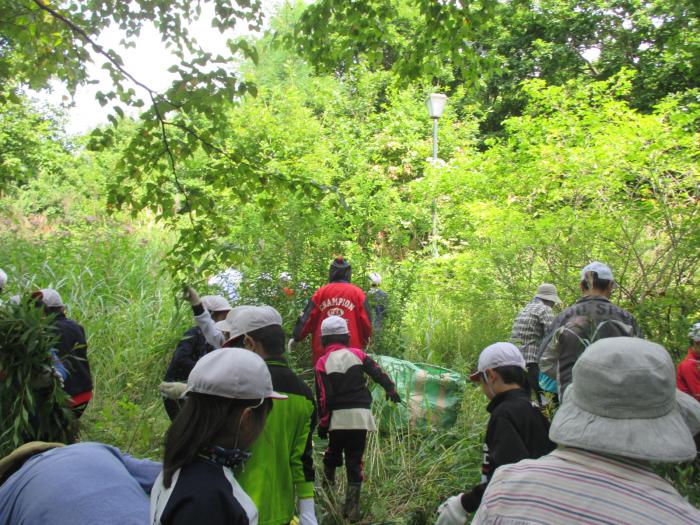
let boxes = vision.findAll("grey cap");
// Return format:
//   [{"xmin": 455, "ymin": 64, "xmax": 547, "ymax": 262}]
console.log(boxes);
[
  {"xmin": 221, "ymin": 305, "xmax": 283, "ymax": 342},
  {"xmin": 201, "ymin": 295, "xmax": 232, "ymax": 313},
  {"xmin": 549, "ymin": 337, "xmax": 696, "ymax": 462},
  {"xmin": 534, "ymin": 283, "xmax": 562, "ymax": 304},
  {"xmin": 187, "ymin": 348, "xmax": 287, "ymax": 400}
]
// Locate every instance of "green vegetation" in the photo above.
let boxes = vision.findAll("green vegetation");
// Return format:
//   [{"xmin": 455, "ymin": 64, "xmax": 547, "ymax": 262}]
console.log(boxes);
[{"xmin": 1, "ymin": 0, "xmax": 699, "ymax": 521}]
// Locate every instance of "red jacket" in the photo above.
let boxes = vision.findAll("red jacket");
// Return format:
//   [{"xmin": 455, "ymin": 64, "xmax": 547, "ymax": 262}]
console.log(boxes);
[
  {"xmin": 293, "ymin": 282, "xmax": 372, "ymax": 364},
  {"xmin": 677, "ymin": 349, "xmax": 700, "ymax": 402}
]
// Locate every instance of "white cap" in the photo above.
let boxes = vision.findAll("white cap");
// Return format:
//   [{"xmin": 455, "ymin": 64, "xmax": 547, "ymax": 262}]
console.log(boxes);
[
  {"xmin": 580, "ymin": 261, "xmax": 614, "ymax": 282},
  {"xmin": 321, "ymin": 315, "xmax": 349, "ymax": 336},
  {"xmin": 201, "ymin": 295, "xmax": 232, "ymax": 312},
  {"xmin": 32, "ymin": 288, "xmax": 64, "ymax": 308},
  {"xmin": 0, "ymin": 269, "xmax": 7, "ymax": 288},
  {"xmin": 469, "ymin": 342, "xmax": 526, "ymax": 382},
  {"xmin": 688, "ymin": 322, "xmax": 700, "ymax": 342},
  {"xmin": 222, "ymin": 305, "xmax": 283, "ymax": 341},
  {"xmin": 369, "ymin": 272, "xmax": 382, "ymax": 285},
  {"xmin": 187, "ymin": 347, "xmax": 287, "ymax": 400}
]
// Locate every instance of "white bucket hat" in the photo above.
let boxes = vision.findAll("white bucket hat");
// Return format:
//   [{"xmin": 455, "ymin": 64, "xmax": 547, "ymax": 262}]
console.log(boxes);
[
  {"xmin": 187, "ymin": 348, "xmax": 286, "ymax": 400},
  {"xmin": 534, "ymin": 283, "xmax": 562, "ymax": 304},
  {"xmin": 369, "ymin": 272, "xmax": 382, "ymax": 285},
  {"xmin": 549, "ymin": 337, "xmax": 696, "ymax": 462},
  {"xmin": 469, "ymin": 342, "xmax": 526, "ymax": 382}
]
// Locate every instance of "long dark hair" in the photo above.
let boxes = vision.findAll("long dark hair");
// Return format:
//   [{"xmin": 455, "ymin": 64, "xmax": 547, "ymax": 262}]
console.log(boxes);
[{"xmin": 162, "ymin": 393, "xmax": 271, "ymax": 487}]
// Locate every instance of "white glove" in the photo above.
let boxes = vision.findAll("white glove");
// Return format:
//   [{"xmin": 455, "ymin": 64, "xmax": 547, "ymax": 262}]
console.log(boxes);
[
  {"xmin": 287, "ymin": 339, "xmax": 296, "ymax": 354},
  {"xmin": 298, "ymin": 498, "xmax": 318, "ymax": 525},
  {"xmin": 159, "ymin": 381, "xmax": 188, "ymax": 399},
  {"xmin": 436, "ymin": 494, "xmax": 468, "ymax": 525}
]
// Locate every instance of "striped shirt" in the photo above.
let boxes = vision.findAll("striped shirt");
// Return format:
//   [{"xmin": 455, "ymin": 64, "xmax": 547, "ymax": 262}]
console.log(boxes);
[
  {"xmin": 472, "ymin": 447, "xmax": 700, "ymax": 525},
  {"xmin": 511, "ymin": 299, "xmax": 554, "ymax": 363}
]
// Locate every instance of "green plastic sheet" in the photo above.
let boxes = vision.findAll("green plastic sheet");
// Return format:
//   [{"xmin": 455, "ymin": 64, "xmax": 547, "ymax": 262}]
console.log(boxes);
[{"xmin": 371, "ymin": 355, "xmax": 466, "ymax": 430}]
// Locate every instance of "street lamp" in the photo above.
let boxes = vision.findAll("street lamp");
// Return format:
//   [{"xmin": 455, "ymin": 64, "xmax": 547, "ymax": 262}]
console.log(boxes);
[
  {"xmin": 425, "ymin": 93, "xmax": 447, "ymax": 161},
  {"xmin": 425, "ymin": 93, "xmax": 447, "ymax": 257}
]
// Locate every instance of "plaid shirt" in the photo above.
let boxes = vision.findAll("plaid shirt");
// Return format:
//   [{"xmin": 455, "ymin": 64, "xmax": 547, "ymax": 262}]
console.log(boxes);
[{"xmin": 511, "ymin": 298, "xmax": 554, "ymax": 363}]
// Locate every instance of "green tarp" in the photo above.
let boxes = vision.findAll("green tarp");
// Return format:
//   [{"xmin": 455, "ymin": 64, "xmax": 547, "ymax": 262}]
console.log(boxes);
[{"xmin": 371, "ymin": 355, "xmax": 466, "ymax": 430}]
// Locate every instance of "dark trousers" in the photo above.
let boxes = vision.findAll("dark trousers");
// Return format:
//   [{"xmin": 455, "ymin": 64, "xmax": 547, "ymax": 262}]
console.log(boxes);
[
  {"xmin": 323, "ymin": 429, "xmax": 367, "ymax": 483},
  {"xmin": 526, "ymin": 362, "xmax": 547, "ymax": 404}
]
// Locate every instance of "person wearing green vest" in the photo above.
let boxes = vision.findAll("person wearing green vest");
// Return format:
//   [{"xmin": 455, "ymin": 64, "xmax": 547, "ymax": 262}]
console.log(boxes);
[{"xmin": 221, "ymin": 305, "xmax": 318, "ymax": 525}]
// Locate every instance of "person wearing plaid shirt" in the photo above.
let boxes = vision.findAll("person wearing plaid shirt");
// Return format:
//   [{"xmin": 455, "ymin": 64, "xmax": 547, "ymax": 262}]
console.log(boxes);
[{"xmin": 510, "ymin": 283, "xmax": 561, "ymax": 403}]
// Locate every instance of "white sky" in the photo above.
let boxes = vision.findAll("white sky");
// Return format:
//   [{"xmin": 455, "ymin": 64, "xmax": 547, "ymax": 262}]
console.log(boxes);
[{"xmin": 35, "ymin": 2, "xmax": 281, "ymax": 135}]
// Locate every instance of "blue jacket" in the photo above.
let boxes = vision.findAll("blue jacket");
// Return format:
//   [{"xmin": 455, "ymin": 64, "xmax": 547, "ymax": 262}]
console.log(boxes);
[{"xmin": 0, "ymin": 442, "xmax": 161, "ymax": 525}]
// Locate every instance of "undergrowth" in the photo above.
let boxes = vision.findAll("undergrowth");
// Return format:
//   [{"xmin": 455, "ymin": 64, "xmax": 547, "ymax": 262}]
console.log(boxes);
[{"xmin": 1, "ymin": 224, "xmax": 697, "ymax": 522}]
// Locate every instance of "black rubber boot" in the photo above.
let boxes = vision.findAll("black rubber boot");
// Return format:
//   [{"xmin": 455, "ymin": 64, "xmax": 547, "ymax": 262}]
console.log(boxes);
[
  {"xmin": 343, "ymin": 482, "xmax": 362, "ymax": 522},
  {"xmin": 323, "ymin": 464, "xmax": 336, "ymax": 489}
]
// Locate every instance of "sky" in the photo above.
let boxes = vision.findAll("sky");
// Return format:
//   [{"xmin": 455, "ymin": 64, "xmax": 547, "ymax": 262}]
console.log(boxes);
[{"xmin": 35, "ymin": 2, "xmax": 281, "ymax": 135}]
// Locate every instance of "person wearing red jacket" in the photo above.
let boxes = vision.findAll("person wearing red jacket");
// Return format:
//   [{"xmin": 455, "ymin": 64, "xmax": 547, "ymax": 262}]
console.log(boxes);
[
  {"xmin": 677, "ymin": 322, "xmax": 700, "ymax": 402},
  {"xmin": 290, "ymin": 257, "xmax": 372, "ymax": 364}
]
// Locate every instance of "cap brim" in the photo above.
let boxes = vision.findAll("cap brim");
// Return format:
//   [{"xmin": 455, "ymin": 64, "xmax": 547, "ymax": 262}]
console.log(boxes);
[
  {"xmin": 468, "ymin": 371, "xmax": 482, "ymax": 382},
  {"xmin": 536, "ymin": 293, "xmax": 562, "ymax": 304},
  {"xmin": 550, "ymin": 391, "xmax": 696, "ymax": 463},
  {"xmin": 268, "ymin": 391, "xmax": 288, "ymax": 400}
]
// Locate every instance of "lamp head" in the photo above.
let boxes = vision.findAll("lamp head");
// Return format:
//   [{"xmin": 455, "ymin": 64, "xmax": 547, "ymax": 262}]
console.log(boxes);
[{"xmin": 425, "ymin": 93, "xmax": 447, "ymax": 118}]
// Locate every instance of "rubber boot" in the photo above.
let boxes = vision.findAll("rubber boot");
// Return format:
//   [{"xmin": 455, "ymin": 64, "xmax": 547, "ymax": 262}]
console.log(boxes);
[
  {"xmin": 343, "ymin": 482, "xmax": 362, "ymax": 522},
  {"xmin": 322, "ymin": 464, "xmax": 336, "ymax": 489}
]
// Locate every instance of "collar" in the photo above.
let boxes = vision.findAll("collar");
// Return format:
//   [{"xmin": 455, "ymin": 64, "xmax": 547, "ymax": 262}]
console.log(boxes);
[
  {"xmin": 325, "ymin": 343, "xmax": 348, "ymax": 353},
  {"xmin": 486, "ymin": 388, "xmax": 530, "ymax": 413},
  {"xmin": 550, "ymin": 448, "xmax": 675, "ymax": 493},
  {"xmin": 575, "ymin": 295, "xmax": 611, "ymax": 305},
  {"xmin": 265, "ymin": 356, "xmax": 289, "ymax": 367},
  {"xmin": 199, "ymin": 445, "xmax": 251, "ymax": 469}
]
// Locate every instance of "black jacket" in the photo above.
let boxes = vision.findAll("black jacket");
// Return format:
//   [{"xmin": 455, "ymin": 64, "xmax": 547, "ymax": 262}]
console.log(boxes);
[
  {"xmin": 460, "ymin": 388, "xmax": 555, "ymax": 512},
  {"xmin": 163, "ymin": 326, "xmax": 214, "ymax": 419},
  {"xmin": 51, "ymin": 313, "xmax": 92, "ymax": 398}
]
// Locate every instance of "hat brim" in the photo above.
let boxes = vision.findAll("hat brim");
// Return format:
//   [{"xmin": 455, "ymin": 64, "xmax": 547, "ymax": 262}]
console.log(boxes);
[
  {"xmin": 535, "ymin": 293, "xmax": 562, "ymax": 304},
  {"xmin": 468, "ymin": 371, "xmax": 482, "ymax": 382},
  {"xmin": 268, "ymin": 391, "xmax": 288, "ymax": 400},
  {"xmin": 550, "ymin": 391, "xmax": 696, "ymax": 463}
]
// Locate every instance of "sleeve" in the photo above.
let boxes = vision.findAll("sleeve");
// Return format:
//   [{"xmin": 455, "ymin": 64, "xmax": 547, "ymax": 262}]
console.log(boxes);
[
  {"xmin": 293, "ymin": 298, "xmax": 318, "ymax": 342},
  {"xmin": 315, "ymin": 366, "xmax": 332, "ymax": 430},
  {"xmin": 361, "ymin": 355, "xmax": 395, "ymax": 393},
  {"xmin": 677, "ymin": 362, "xmax": 690, "ymax": 394},
  {"xmin": 193, "ymin": 308, "xmax": 224, "ymax": 348},
  {"xmin": 117, "ymin": 452, "xmax": 163, "ymax": 494},
  {"xmin": 292, "ymin": 390, "xmax": 317, "ymax": 499},
  {"xmin": 358, "ymin": 295, "xmax": 373, "ymax": 344},
  {"xmin": 164, "ymin": 329, "xmax": 200, "ymax": 382}
]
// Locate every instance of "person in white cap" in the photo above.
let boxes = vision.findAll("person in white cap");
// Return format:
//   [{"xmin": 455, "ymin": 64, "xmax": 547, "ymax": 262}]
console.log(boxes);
[
  {"xmin": 435, "ymin": 343, "xmax": 555, "ymax": 525},
  {"xmin": 315, "ymin": 315, "xmax": 400, "ymax": 522},
  {"xmin": 367, "ymin": 272, "xmax": 388, "ymax": 332},
  {"xmin": 538, "ymin": 261, "xmax": 640, "ymax": 397},
  {"xmin": 162, "ymin": 287, "xmax": 233, "ymax": 420},
  {"xmin": 31, "ymin": 288, "xmax": 92, "ymax": 418},
  {"xmin": 471, "ymin": 337, "xmax": 700, "ymax": 525},
  {"xmin": 511, "ymin": 283, "xmax": 561, "ymax": 404},
  {"xmin": 0, "ymin": 269, "xmax": 7, "ymax": 295},
  {"xmin": 216, "ymin": 305, "xmax": 319, "ymax": 525},
  {"xmin": 152, "ymin": 348, "xmax": 286, "ymax": 525},
  {"xmin": 677, "ymin": 321, "xmax": 700, "ymax": 403}
]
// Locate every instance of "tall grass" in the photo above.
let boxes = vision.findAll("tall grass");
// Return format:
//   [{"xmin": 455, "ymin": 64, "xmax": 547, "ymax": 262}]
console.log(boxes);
[{"xmin": 1, "ymin": 224, "xmax": 697, "ymax": 522}]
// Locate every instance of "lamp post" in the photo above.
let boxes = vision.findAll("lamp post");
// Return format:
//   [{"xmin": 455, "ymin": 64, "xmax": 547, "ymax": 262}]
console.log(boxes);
[
  {"xmin": 425, "ymin": 93, "xmax": 447, "ymax": 257},
  {"xmin": 425, "ymin": 93, "xmax": 447, "ymax": 162}
]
